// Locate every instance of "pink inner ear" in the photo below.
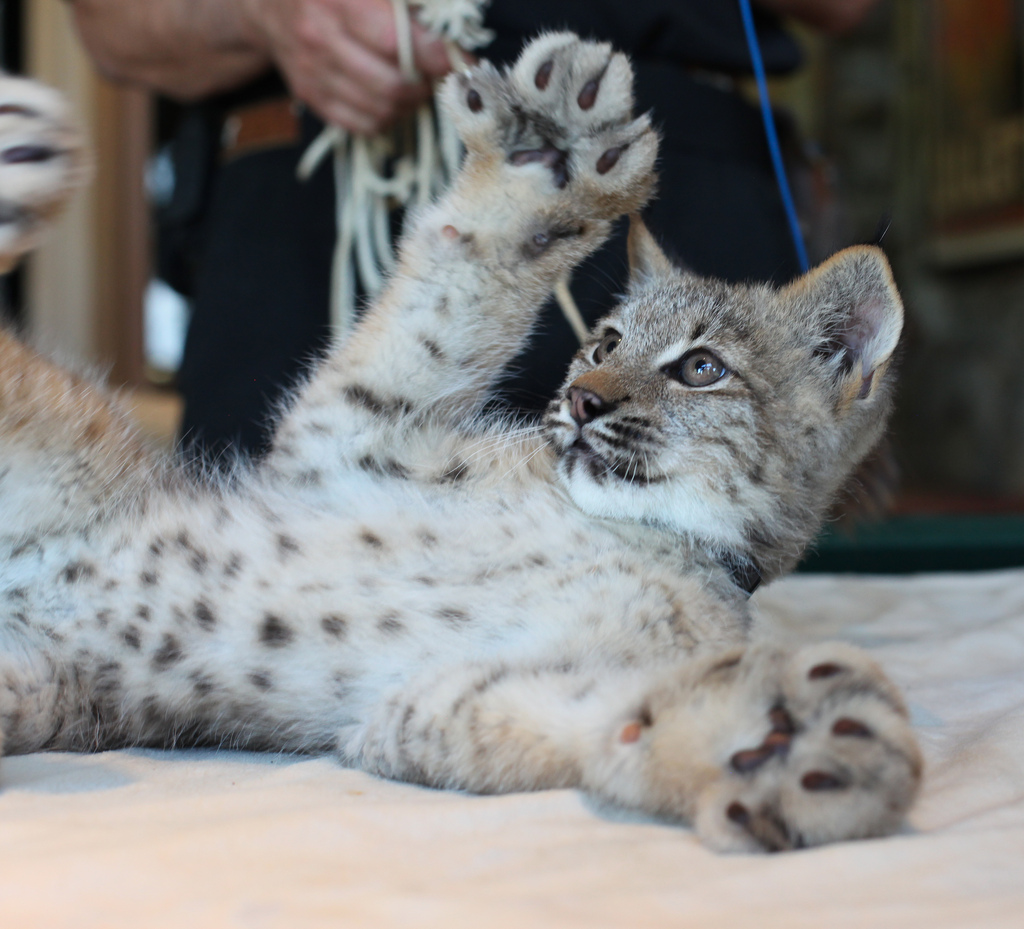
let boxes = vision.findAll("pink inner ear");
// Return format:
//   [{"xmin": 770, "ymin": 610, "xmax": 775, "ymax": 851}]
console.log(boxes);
[
  {"xmin": 841, "ymin": 291, "xmax": 901, "ymax": 374},
  {"xmin": 841, "ymin": 296, "xmax": 884, "ymax": 356}
]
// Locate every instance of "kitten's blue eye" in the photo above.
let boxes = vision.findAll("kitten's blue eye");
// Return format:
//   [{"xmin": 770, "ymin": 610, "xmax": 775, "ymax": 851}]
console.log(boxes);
[
  {"xmin": 593, "ymin": 329, "xmax": 622, "ymax": 364},
  {"xmin": 665, "ymin": 349, "xmax": 728, "ymax": 387}
]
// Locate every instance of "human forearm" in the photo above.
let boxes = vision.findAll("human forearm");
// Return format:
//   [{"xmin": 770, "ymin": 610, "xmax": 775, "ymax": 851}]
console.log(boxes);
[
  {"xmin": 70, "ymin": 0, "xmax": 271, "ymax": 100},
  {"xmin": 71, "ymin": 0, "xmax": 452, "ymax": 133}
]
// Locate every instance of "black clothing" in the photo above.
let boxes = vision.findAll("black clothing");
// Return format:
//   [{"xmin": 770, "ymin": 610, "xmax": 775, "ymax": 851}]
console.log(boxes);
[
  {"xmin": 483, "ymin": 1, "xmax": 801, "ymax": 75},
  {"xmin": 173, "ymin": 109, "xmax": 336, "ymax": 460},
  {"xmin": 168, "ymin": 1, "xmax": 803, "ymax": 459}
]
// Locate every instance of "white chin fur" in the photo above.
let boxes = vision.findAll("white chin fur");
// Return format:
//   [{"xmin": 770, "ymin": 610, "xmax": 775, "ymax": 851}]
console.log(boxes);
[{"xmin": 560, "ymin": 454, "xmax": 747, "ymax": 550}]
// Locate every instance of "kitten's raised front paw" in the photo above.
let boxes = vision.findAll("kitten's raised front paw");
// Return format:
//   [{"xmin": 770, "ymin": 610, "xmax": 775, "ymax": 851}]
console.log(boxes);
[
  {"xmin": 692, "ymin": 643, "xmax": 923, "ymax": 852},
  {"xmin": 0, "ymin": 76, "xmax": 86, "ymax": 272},
  {"xmin": 441, "ymin": 32, "xmax": 658, "ymax": 224}
]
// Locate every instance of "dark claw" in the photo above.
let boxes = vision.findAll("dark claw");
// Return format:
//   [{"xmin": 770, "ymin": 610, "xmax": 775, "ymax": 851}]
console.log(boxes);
[
  {"xmin": 466, "ymin": 89, "xmax": 483, "ymax": 112},
  {"xmin": 596, "ymin": 145, "xmax": 626, "ymax": 175},
  {"xmin": 731, "ymin": 704, "xmax": 795, "ymax": 773},
  {"xmin": 535, "ymin": 60, "xmax": 554, "ymax": 90},
  {"xmin": 726, "ymin": 801, "xmax": 750, "ymax": 825},
  {"xmin": 769, "ymin": 705, "xmax": 795, "ymax": 733},
  {"xmin": 832, "ymin": 717, "xmax": 872, "ymax": 738},
  {"xmin": 0, "ymin": 104, "xmax": 40, "ymax": 118},
  {"xmin": 578, "ymin": 78, "xmax": 601, "ymax": 110},
  {"xmin": 809, "ymin": 662, "xmax": 844, "ymax": 680},
  {"xmin": 762, "ymin": 730, "xmax": 792, "ymax": 752},
  {"xmin": 2, "ymin": 145, "xmax": 58, "ymax": 165},
  {"xmin": 730, "ymin": 745, "xmax": 773, "ymax": 773},
  {"xmin": 801, "ymin": 770, "xmax": 847, "ymax": 791}
]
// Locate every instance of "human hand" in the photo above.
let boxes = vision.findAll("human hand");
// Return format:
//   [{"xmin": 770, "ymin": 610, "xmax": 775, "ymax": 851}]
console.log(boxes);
[{"xmin": 242, "ymin": 0, "xmax": 454, "ymax": 135}]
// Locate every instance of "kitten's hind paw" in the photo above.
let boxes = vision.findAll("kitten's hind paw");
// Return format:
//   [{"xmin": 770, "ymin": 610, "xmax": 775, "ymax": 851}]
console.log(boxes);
[
  {"xmin": 595, "ymin": 642, "xmax": 922, "ymax": 852},
  {"xmin": 692, "ymin": 643, "xmax": 923, "ymax": 852},
  {"xmin": 440, "ymin": 33, "xmax": 658, "ymax": 223},
  {"xmin": 0, "ymin": 76, "xmax": 86, "ymax": 272}
]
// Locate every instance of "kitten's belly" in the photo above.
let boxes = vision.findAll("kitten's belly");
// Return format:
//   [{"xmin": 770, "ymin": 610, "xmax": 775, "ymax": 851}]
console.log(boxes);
[
  {"xmin": 4, "ymin": 473, "xmax": 746, "ymax": 746},
  {"xmin": 209, "ymin": 475, "xmax": 695, "ymax": 656}
]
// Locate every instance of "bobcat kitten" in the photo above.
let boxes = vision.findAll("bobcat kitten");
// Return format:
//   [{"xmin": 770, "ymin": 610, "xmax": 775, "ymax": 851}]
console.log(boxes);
[{"xmin": 0, "ymin": 36, "xmax": 920, "ymax": 853}]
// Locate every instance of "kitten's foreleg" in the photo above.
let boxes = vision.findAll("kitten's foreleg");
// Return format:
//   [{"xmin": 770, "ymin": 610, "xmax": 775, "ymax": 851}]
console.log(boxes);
[{"xmin": 265, "ymin": 35, "xmax": 657, "ymax": 483}]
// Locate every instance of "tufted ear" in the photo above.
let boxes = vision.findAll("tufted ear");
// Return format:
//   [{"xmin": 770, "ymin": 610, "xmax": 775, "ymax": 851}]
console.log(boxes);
[
  {"xmin": 627, "ymin": 215, "xmax": 677, "ymax": 287},
  {"xmin": 787, "ymin": 246, "xmax": 904, "ymax": 401}
]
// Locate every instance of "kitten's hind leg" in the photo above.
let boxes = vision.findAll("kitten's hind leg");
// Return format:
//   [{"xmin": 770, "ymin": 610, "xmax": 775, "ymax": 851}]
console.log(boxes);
[
  {"xmin": 351, "ymin": 644, "xmax": 921, "ymax": 852},
  {"xmin": 600, "ymin": 643, "xmax": 923, "ymax": 852},
  {"xmin": 0, "ymin": 328, "xmax": 159, "ymax": 540},
  {"xmin": 347, "ymin": 659, "xmax": 612, "ymax": 794}
]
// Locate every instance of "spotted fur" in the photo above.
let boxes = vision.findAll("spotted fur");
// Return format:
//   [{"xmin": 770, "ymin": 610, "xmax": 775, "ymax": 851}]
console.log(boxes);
[{"xmin": 0, "ymin": 39, "xmax": 920, "ymax": 852}]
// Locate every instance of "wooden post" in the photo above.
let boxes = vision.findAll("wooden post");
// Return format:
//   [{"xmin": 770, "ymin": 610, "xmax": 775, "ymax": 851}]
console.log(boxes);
[{"xmin": 24, "ymin": 0, "xmax": 152, "ymax": 387}]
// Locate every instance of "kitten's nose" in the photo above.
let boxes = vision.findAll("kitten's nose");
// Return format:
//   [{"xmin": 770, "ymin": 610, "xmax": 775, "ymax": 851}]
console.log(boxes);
[{"xmin": 567, "ymin": 386, "xmax": 612, "ymax": 425}]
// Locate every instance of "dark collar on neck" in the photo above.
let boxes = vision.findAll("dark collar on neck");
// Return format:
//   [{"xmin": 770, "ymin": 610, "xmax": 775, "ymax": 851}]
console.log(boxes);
[{"xmin": 719, "ymin": 552, "xmax": 763, "ymax": 597}]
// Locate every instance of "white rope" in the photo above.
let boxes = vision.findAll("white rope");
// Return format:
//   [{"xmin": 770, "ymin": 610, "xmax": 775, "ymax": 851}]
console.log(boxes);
[
  {"xmin": 298, "ymin": 0, "xmax": 587, "ymax": 345},
  {"xmin": 390, "ymin": 0, "xmax": 418, "ymax": 80},
  {"xmin": 555, "ymin": 274, "xmax": 588, "ymax": 344}
]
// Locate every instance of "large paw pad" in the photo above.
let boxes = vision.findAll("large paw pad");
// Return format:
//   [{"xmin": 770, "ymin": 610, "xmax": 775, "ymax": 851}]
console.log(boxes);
[
  {"xmin": 699, "ymin": 643, "xmax": 923, "ymax": 852},
  {"xmin": 441, "ymin": 33, "xmax": 657, "ymax": 219}
]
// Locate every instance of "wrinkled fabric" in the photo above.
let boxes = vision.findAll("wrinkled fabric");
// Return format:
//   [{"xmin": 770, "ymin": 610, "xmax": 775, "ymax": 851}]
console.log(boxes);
[{"xmin": 1, "ymin": 569, "xmax": 1022, "ymax": 928}]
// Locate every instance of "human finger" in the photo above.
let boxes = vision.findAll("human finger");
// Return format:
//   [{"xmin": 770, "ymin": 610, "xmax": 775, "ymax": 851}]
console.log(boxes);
[
  {"xmin": 343, "ymin": 0, "xmax": 450, "ymax": 79},
  {"xmin": 408, "ymin": 21, "xmax": 455, "ymax": 79},
  {"xmin": 314, "ymin": 60, "xmax": 434, "ymax": 134},
  {"xmin": 330, "ymin": 28, "xmax": 433, "ymax": 107},
  {"xmin": 282, "ymin": 31, "xmax": 428, "ymax": 131},
  {"xmin": 318, "ymin": 75, "xmax": 425, "ymax": 134}
]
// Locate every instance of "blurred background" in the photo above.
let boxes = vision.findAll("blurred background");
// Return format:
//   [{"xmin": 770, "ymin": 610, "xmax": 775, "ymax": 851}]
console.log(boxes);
[{"xmin": 5, "ymin": 0, "xmax": 1024, "ymax": 571}]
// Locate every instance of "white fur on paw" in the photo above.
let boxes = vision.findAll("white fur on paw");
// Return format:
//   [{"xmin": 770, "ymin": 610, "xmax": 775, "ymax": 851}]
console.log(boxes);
[
  {"xmin": 0, "ymin": 75, "xmax": 87, "ymax": 272},
  {"xmin": 440, "ymin": 33, "xmax": 658, "ymax": 218},
  {"xmin": 695, "ymin": 643, "xmax": 923, "ymax": 852}
]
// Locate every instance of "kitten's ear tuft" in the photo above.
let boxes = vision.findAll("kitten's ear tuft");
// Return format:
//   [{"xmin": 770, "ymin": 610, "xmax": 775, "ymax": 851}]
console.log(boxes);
[
  {"xmin": 627, "ymin": 215, "xmax": 676, "ymax": 287},
  {"xmin": 791, "ymin": 246, "xmax": 904, "ymax": 401}
]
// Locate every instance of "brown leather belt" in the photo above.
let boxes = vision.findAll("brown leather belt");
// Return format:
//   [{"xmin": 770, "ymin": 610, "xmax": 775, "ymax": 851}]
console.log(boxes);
[{"xmin": 220, "ymin": 96, "xmax": 302, "ymax": 161}]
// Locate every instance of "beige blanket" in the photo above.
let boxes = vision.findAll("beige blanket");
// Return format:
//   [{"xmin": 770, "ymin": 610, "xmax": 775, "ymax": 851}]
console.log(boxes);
[{"xmin": 2, "ymin": 570, "xmax": 1022, "ymax": 927}]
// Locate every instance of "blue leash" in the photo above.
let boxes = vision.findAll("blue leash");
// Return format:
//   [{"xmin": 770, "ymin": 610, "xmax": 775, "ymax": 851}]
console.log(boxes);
[{"xmin": 737, "ymin": 0, "xmax": 810, "ymax": 273}]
